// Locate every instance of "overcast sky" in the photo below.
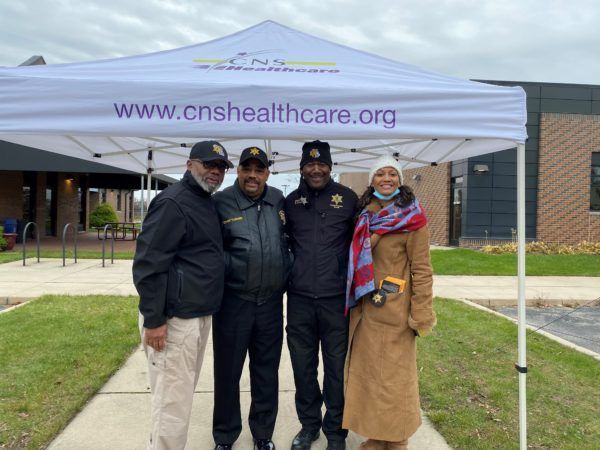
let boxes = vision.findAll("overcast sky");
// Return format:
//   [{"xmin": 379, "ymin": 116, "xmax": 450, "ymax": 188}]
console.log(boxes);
[{"xmin": 1, "ymin": 0, "xmax": 598, "ymax": 85}]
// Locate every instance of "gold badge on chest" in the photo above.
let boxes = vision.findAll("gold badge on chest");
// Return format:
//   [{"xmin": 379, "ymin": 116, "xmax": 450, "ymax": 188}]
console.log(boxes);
[{"xmin": 330, "ymin": 194, "xmax": 343, "ymax": 209}]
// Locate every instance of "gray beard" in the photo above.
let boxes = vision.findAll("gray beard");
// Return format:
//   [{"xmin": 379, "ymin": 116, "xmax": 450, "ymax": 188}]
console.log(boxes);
[{"xmin": 191, "ymin": 172, "xmax": 221, "ymax": 193}]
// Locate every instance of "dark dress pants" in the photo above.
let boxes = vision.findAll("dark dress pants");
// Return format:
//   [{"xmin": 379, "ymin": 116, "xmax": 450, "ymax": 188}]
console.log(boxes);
[
  {"xmin": 212, "ymin": 293, "xmax": 284, "ymax": 445},
  {"xmin": 286, "ymin": 293, "xmax": 349, "ymax": 441}
]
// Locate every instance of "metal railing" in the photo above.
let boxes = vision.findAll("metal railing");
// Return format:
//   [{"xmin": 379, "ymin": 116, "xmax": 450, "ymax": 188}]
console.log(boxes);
[
  {"xmin": 61, "ymin": 223, "xmax": 78, "ymax": 266},
  {"xmin": 101, "ymin": 224, "xmax": 115, "ymax": 267},
  {"xmin": 22, "ymin": 222, "xmax": 40, "ymax": 266}
]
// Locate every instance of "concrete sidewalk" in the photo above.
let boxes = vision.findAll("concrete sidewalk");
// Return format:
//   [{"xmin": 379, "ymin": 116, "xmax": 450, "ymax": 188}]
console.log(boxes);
[
  {"xmin": 46, "ymin": 333, "xmax": 449, "ymax": 450},
  {"xmin": 2, "ymin": 258, "xmax": 599, "ymax": 449},
  {"xmin": 3, "ymin": 259, "xmax": 600, "ymax": 307},
  {"xmin": 433, "ymin": 275, "xmax": 600, "ymax": 307}
]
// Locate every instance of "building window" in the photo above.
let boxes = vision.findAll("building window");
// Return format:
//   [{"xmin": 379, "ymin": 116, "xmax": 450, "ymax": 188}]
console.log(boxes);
[
  {"xmin": 592, "ymin": 153, "xmax": 600, "ymax": 211},
  {"xmin": 117, "ymin": 191, "xmax": 122, "ymax": 211}
]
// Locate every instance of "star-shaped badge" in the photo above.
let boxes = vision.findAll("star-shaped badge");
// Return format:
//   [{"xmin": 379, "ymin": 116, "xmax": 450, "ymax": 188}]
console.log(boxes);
[
  {"xmin": 295, "ymin": 196, "xmax": 308, "ymax": 205},
  {"xmin": 250, "ymin": 147, "xmax": 260, "ymax": 156},
  {"xmin": 212, "ymin": 144, "xmax": 224, "ymax": 155},
  {"xmin": 331, "ymin": 194, "xmax": 343, "ymax": 205},
  {"xmin": 309, "ymin": 149, "xmax": 320, "ymax": 158},
  {"xmin": 371, "ymin": 290, "xmax": 386, "ymax": 307}
]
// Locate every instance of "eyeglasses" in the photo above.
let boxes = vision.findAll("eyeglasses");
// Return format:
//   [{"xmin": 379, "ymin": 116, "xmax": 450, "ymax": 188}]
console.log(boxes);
[{"xmin": 190, "ymin": 159, "xmax": 229, "ymax": 172}]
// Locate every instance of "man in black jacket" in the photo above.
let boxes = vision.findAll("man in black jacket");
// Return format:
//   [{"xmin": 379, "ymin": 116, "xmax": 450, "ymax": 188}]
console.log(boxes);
[
  {"xmin": 133, "ymin": 140, "xmax": 232, "ymax": 450},
  {"xmin": 212, "ymin": 147, "xmax": 292, "ymax": 450},
  {"xmin": 285, "ymin": 141, "xmax": 358, "ymax": 450}
]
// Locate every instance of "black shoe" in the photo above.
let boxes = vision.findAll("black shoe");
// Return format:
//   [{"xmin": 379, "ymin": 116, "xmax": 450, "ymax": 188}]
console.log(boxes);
[
  {"xmin": 254, "ymin": 438, "xmax": 275, "ymax": 450},
  {"xmin": 291, "ymin": 428, "xmax": 319, "ymax": 450},
  {"xmin": 325, "ymin": 440, "xmax": 345, "ymax": 450},
  {"xmin": 214, "ymin": 445, "xmax": 232, "ymax": 450}
]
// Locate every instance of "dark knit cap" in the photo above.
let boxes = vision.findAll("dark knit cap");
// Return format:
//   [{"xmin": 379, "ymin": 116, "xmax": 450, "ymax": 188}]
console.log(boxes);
[{"xmin": 300, "ymin": 140, "xmax": 332, "ymax": 169}]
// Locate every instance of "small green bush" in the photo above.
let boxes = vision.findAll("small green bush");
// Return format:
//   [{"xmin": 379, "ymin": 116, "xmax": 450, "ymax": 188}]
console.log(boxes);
[
  {"xmin": 89, "ymin": 203, "xmax": 119, "ymax": 228},
  {"xmin": 480, "ymin": 240, "xmax": 600, "ymax": 255},
  {"xmin": 0, "ymin": 225, "xmax": 7, "ymax": 251}
]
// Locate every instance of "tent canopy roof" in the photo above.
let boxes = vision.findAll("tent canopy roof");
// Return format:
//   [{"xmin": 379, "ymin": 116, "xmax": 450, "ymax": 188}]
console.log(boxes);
[{"xmin": 0, "ymin": 20, "xmax": 527, "ymax": 174}]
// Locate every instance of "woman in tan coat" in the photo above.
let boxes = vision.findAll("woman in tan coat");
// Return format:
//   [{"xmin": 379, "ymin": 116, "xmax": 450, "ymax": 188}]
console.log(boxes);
[{"xmin": 343, "ymin": 155, "xmax": 436, "ymax": 450}]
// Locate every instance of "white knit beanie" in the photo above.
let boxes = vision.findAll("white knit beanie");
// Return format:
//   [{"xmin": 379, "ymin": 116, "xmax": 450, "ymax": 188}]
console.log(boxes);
[{"xmin": 368, "ymin": 155, "xmax": 404, "ymax": 185}]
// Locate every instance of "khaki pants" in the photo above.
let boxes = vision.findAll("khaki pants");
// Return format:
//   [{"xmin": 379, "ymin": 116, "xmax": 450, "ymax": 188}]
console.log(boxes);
[{"xmin": 140, "ymin": 315, "xmax": 211, "ymax": 450}]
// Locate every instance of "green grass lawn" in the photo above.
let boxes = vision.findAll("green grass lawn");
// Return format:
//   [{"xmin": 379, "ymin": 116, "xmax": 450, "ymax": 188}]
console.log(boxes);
[
  {"xmin": 0, "ymin": 295, "xmax": 140, "ymax": 449},
  {"xmin": 430, "ymin": 248, "xmax": 600, "ymax": 276},
  {"xmin": 418, "ymin": 298, "xmax": 600, "ymax": 449}
]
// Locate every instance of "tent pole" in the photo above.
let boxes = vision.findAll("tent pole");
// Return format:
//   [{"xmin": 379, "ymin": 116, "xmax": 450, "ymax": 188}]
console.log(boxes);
[
  {"xmin": 140, "ymin": 175, "xmax": 145, "ymax": 223},
  {"xmin": 516, "ymin": 142, "xmax": 527, "ymax": 450},
  {"xmin": 146, "ymin": 150, "xmax": 153, "ymax": 211},
  {"xmin": 147, "ymin": 171, "xmax": 152, "ymax": 209}
]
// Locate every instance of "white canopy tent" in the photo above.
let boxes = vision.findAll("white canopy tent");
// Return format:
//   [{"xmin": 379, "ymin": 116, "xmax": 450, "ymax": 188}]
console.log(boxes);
[{"xmin": 0, "ymin": 20, "xmax": 529, "ymax": 448}]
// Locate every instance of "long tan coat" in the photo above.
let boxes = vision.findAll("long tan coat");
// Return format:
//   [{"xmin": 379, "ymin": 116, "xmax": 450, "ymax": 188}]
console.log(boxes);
[{"xmin": 342, "ymin": 201, "xmax": 436, "ymax": 441}]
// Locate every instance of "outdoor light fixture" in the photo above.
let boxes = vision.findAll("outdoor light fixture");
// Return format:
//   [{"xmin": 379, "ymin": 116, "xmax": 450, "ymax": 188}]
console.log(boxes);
[
  {"xmin": 65, "ymin": 174, "xmax": 75, "ymax": 182},
  {"xmin": 473, "ymin": 164, "xmax": 489, "ymax": 173}
]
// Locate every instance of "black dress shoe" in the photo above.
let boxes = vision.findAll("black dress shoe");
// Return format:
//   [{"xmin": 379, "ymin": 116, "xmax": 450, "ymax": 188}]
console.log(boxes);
[
  {"xmin": 291, "ymin": 428, "xmax": 319, "ymax": 450},
  {"xmin": 214, "ymin": 444, "xmax": 232, "ymax": 450},
  {"xmin": 325, "ymin": 440, "xmax": 345, "ymax": 450},
  {"xmin": 254, "ymin": 438, "xmax": 275, "ymax": 450}
]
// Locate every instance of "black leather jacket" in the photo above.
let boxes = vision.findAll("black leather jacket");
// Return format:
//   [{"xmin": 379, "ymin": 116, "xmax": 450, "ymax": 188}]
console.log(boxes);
[
  {"xmin": 133, "ymin": 171, "xmax": 224, "ymax": 328},
  {"xmin": 285, "ymin": 179, "xmax": 358, "ymax": 298},
  {"xmin": 214, "ymin": 181, "xmax": 292, "ymax": 303}
]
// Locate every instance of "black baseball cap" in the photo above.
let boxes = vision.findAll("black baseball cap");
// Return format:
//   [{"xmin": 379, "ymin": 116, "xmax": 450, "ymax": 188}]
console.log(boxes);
[
  {"xmin": 239, "ymin": 146, "xmax": 270, "ymax": 168},
  {"xmin": 189, "ymin": 140, "xmax": 234, "ymax": 168}
]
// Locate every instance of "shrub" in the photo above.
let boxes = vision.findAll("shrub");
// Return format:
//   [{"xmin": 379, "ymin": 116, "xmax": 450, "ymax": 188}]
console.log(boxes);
[
  {"xmin": 480, "ymin": 240, "xmax": 600, "ymax": 255},
  {"xmin": 0, "ymin": 225, "xmax": 7, "ymax": 251},
  {"xmin": 89, "ymin": 203, "xmax": 119, "ymax": 228}
]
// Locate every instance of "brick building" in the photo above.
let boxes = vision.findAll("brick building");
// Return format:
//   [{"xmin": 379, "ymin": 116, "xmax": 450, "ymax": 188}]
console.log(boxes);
[
  {"xmin": 341, "ymin": 81, "xmax": 600, "ymax": 247},
  {"xmin": 0, "ymin": 141, "xmax": 174, "ymax": 239}
]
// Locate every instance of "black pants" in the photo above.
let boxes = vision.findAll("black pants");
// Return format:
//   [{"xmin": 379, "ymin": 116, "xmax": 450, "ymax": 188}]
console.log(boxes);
[
  {"xmin": 212, "ymin": 293, "xmax": 284, "ymax": 444},
  {"xmin": 286, "ymin": 293, "xmax": 349, "ymax": 441}
]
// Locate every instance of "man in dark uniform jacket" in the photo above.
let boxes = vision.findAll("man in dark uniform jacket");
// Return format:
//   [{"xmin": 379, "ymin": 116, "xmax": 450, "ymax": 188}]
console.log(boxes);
[
  {"xmin": 212, "ymin": 147, "xmax": 292, "ymax": 450},
  {"xmin": 284, "ymin": 141, "xmax": 358, "ymax": 450}
]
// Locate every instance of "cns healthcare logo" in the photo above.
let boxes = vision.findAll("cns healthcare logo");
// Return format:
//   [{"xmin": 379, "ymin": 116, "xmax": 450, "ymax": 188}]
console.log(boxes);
[{"xmin": 192, "ymin": 50, "xmax": 339, "ymax": 74}]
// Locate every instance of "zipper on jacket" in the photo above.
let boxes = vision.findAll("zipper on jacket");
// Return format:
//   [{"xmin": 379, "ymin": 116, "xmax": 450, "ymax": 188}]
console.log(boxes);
[
  {"xmin": 312, "ymin": 190, "xmax": 319, "ymax": 298},
  {"xmin": 257, "ymin": 202, "xmax": 263, "ymax": 302}
]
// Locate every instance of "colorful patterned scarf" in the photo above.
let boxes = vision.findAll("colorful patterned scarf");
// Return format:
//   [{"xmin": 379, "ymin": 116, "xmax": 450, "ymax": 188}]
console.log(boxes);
[{"xmin": 345, "ymin": 198, "xmax": 427, "ymax": 314}]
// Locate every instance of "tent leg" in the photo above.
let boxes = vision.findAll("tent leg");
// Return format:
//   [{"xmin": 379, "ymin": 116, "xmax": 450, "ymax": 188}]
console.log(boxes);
[
  {"xmin": 517, "ymin": 142, "xmax": 527, "ymax": 450},
  {"xmin": 146, "ymin": 171, "xmax": 152, "ymax": 210},
  {"xmin": 140, "ymin": 175, "xmax": 145, "ymax": 224}
]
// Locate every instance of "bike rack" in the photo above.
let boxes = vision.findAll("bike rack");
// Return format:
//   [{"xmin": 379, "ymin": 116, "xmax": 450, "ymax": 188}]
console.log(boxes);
[
  {"xmin": 101, "ymin": 224, "xmax": 115, "ymax": 267},
  {"xmin": 61, "ymin": 223, "xmax": 78, "ymax": 266},
  {"xmin": 22, "ymin": 222, "xmax": 40, "ymax": 266}
]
